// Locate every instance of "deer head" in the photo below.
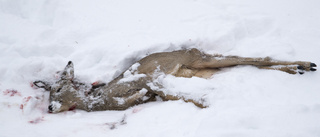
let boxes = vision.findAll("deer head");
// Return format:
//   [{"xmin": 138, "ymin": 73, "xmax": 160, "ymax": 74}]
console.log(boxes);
[{"xmin": 34, "ymin": 61, "xmax": 86, "ymax": 113}]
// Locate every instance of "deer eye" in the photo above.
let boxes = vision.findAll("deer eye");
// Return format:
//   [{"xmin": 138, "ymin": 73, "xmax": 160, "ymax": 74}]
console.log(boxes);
[{"xmin": 57, "ymin": 88, "xmax": 62, "ymax": 93}]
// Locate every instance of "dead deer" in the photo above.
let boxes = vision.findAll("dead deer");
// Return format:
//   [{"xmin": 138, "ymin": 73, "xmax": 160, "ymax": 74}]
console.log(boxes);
[{"xmin": 33, "ymin": 48, "xmax": 317, "ymax": 113}]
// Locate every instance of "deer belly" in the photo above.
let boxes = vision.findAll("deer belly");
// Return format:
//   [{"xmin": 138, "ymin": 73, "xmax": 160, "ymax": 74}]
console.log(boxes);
[
  {"xmin": 174, "ymin": 65, "xmax": 220, "ymax": 79},
  {"xmin": 194, "ymin": 68, "xmax": 220, "ymax": 78}
]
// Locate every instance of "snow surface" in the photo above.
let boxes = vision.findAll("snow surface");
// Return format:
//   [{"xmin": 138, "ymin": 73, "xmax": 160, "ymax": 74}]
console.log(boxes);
[{"xmin": 1, "ymin": 0, "xmax": 320, "ymax": 137}]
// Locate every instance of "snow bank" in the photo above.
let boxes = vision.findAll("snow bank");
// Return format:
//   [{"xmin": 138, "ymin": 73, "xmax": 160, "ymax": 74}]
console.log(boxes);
[{"xmin": 1, "ymin": 0, "xmax": 320, "ymax": 137}]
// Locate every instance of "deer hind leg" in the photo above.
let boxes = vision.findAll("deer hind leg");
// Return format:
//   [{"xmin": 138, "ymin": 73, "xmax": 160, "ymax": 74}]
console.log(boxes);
[
  {"xmin": 192, "ymin": 55, "xmax": 317, "ymax": 74},
  {"xmin": 258, "ymin": 65, "xmax": 316, "ymax": 74}
]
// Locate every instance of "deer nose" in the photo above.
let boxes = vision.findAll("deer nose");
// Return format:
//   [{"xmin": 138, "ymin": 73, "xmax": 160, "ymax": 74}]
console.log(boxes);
[{"xmin": 48, "ymin": 105, "xmax": 53, "ymax": 112}]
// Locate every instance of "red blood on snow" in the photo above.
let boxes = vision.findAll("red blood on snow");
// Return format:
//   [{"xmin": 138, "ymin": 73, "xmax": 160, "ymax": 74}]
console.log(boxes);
[{"xmin": 3, "ymin": 89, "xmax": 21, "ymax": 97}]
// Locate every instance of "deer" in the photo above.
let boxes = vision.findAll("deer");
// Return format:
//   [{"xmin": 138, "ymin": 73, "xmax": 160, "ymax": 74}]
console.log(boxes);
[{"xmin": 33, "ymin": 48, "xmax": 317, "ymax": 113}]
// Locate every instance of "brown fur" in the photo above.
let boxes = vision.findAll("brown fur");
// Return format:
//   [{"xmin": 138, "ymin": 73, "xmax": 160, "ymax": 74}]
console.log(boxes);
[{"xmin": 34, "ymin": 48, "xmax": 316, "ymax": 113}]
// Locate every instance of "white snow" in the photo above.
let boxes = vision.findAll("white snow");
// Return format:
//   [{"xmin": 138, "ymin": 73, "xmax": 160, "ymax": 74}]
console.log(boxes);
[
  {"xmin": 1, "ymin": 0, "xmax": 320, "ymax": 137},
  {"xmin": 113, "ymin": 97, "xmax": 126, "ymax": 105},
  {"xmin": 118, "ymin": 63, "xmax": 146, "ymax": 83},
  {"xmin": 149, "ymin": 74, "xmax": 212, "ymax": 106},
  {"xmin": 49, "ymin": 101, "xmax": 62, "ymax": 113}
]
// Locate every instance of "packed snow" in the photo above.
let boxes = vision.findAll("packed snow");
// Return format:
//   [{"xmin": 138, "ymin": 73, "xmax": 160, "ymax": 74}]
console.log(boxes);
[{"xmin": 1, "ymin": 0, "xmax": 320, "ymax": 137}]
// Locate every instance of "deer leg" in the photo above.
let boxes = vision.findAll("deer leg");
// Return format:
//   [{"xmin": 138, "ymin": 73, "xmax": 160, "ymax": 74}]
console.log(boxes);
[
  {"xmin": 192, "ymin": 55, "xmax": 317, "ymax": 74},
  {"xmin": 258, "ymin": 65, "xmax": 300, "ymax": 74},
  {"xmin": 153, "ymin": 90, "xmax": 208, "ymax": 108}
]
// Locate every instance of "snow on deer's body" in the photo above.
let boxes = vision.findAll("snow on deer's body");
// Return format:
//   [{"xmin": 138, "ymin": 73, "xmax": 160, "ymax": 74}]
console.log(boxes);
[{"xmin": 33, "ymin": 48, "xmax": 317, "ymax": 113}]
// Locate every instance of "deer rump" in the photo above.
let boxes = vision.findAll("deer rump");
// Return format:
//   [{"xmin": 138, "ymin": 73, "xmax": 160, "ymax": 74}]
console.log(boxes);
[{"xmin": 33, "ymin": 48, "xmax": 316, "ymax": 113}]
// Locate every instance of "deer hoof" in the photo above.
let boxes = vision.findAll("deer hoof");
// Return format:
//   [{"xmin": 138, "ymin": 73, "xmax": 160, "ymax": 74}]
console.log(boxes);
[
  {"xmin": 297, "ymin": 65, "xmax": 304, "ymax": 70},
  {"xmin": 310, "ymin": 63, "xmax": 317, "ymax": 72},
  {"xmin": 310, "ymin": 63, "xmax": 317, "ymax": 71},
  {"xmin": 297, "ymin": 63, "xmax": 317, "ymax": 74}
]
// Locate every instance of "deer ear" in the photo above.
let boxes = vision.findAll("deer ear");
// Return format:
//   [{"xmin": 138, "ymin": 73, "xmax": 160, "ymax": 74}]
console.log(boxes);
[
  {"xmin": 33, "ymin": 81, "xmax": 51, "ymax": 91},
  {"xmin": 61, "ymin": 61, "xmax": 74, "ymax": 80}
]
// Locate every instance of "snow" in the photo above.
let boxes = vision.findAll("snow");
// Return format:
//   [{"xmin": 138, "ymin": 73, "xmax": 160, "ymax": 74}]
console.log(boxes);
[
  {"xmin": 118, "ymin": 63, "xmax": 146, "ymax": 83},
  {"xmin": 49, "ymin": 101, "xmax": 62, "ymax": 112},
  {"xmin": 0, "ymin": 0, "xmax": 320, "ymax": 137},
  {"xmin": 148, "ymin": 74, "xmax": 212, "ymax": 106}
]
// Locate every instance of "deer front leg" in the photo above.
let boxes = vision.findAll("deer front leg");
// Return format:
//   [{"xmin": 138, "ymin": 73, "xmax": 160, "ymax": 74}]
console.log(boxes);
[
  {"xmin": 153, "ymin": 90, "xmax": 208, "ymax": 108},
  {"xmin": 192, "ymin": 54, "xmax": 317, "ymax": 74}
]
